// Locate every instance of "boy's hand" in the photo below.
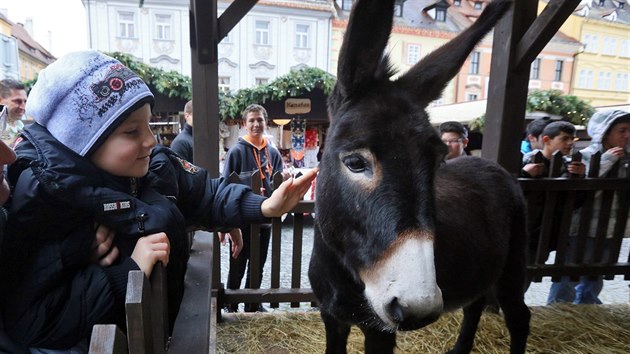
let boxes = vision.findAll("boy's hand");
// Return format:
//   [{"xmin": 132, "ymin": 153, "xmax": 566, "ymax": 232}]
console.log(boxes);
[
  {"xmin": 522, "ymin": 163, "xmax": 544, "ymax": 177},
  {"xmin": 605, "ymin": 146, "xmax": 625, "ymax": 159},
  {"xmin": 219, "ymin": 229, "xmax": 243, "ymax": 258},
  {"xmin": 567, "ymin": 161, "xmax": 586, "ymax": 176},
  {"xmin": 131, "ymin": 233, "xmax": 170, "ymax": 278},
  {"xmin": 261, "ymin": 168, "xmax": 318, "ymax": 218},
  {"xmin": 92, "ymin": 223, "xmax": 119, "ymax": 266}
]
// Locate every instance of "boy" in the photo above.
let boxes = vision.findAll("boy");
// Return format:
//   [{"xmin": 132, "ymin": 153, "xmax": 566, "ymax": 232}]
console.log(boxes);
[
  {"xmin": 0, "ymin": 51, "xmax": 316, "ymax": 351},
  {"xmin": 520, "ymin": 116, "xmax": 551, "ymax": 154},
  {"xmin": 439, "ymin": 121, "xmax": 469, "ymax": 160},
  {"xmin": 222, "ymin": 104, "xmax": 284, "ymax": 312},
  {"xmin": 521, "ymin": 121, "xmax": 585, "ymax": 178}
]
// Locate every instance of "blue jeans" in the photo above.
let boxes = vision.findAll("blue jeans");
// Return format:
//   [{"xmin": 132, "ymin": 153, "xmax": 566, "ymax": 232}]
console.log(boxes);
[{"xmin": 547, "ymin": 276, "xmax": 603, "ymax": 305}]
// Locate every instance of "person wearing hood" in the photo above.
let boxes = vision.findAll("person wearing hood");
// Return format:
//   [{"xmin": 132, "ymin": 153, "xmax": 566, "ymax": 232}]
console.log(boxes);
[
  {"xmin": 0, "ymin": 51, "xmax": 316, "ymax": 351},
  {"xmin": 547, "ymin": 109, "xmax": 630, "ymax": 305},
  {"xmin": 222, "ymin": 104, "xmax": 285, "ymax": 312}
]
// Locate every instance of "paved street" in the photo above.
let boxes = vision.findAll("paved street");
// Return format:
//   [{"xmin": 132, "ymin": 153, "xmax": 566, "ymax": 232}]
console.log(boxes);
[{"xmin": 218, "ymin": 220, "xmax": 629, "ymax": 310}]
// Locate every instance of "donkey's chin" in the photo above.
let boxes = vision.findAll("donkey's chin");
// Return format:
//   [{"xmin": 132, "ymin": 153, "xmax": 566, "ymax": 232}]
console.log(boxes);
[{"xmin": 396, "ymin": 312, "xmax": 442, "ymax": 331}]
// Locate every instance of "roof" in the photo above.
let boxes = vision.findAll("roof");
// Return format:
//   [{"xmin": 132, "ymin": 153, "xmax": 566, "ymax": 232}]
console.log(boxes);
[
  {"xmin": 10, "ymin": 20, "xmax": 56, "ymax": 65},
  {"xmin": 544, "ymin": 0, "xmax": 630, "ymax": 24}
]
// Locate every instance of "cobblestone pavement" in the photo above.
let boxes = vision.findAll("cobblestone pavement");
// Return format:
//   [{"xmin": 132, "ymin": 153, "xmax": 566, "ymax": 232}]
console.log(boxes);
[{"xmin": 218, "ymin": 221, "xmax": 629, "ymax": 311}]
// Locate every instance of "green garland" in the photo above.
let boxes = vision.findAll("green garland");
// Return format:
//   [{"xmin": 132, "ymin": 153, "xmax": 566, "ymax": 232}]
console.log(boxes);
[
  {"xmin": 24, "ymin": 51, "xmax": 336, "ymax": 123},
  {"xmin": 526, "ymin": 89, "xmax": 595, "ymax": 126}
]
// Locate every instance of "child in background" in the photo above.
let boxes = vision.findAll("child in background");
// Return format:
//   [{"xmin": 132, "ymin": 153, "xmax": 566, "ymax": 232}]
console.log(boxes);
[
  {"xmin": 0, "ymin": 51, "xmax": 316, "ymax": 351},
  {"xmin": 521, "ymin": 121, "xmax": 585, "ymax": 178}
]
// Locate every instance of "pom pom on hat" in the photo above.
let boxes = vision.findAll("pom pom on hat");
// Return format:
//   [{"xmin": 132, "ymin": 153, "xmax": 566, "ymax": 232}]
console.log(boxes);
[{"xmin": 27, "ymin": 51, "xmax": 154, "ymax": 156}]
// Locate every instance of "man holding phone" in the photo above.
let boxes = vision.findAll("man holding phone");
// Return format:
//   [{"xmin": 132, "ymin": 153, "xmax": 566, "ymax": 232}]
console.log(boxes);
[{"xmin": 0, "ymin": 79, "xmax": 27, "ymax": 148}]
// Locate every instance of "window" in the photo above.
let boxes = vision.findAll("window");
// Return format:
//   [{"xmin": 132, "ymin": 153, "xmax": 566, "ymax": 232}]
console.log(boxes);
[
  {"xmin": 619, "ymin": 2, "xmax": 625, "ymax": 9},
  {"xmin": 474, "ymin": 2, "xmax": 483, "ymax": 9},
  {"xmin": 530, "ymin": 58, "xmax": 541, "ymax": 80},
  {"xmin": 583, "ymin": 33, "xmax": 598, "ymax": 53},
  {"xmin": 407, "ymin": 44, "xmax": 420, "ymax": 65},
  {"xmin": 220, "ymin": 32, "xmax": 231, "ymax": 44},
  {"xmin": 155, "ymin": 14, "xmax": 172, "ymax": 40},
  {"xmin": 554, "ymin": 60, "xmax": 563, "ymax": 81},
  {"xmin": 295, "ymin": 24, "xmax": 309, "ymax": 49},
  {"xmin": 454, "ymin": 0, "xmax": 462, "ymax": 6},
  {"xmin": 469, "ymin": 51, "xmax": 480, "ymax": 74},
  {"xmin": 467, "ymin": 93, "xmax": 478, "ymax": 101},
  {"xmin": 616, "ymin": 72, "xmax": 628, "ymax": 91},
  {"xmin": 602, "ymin": 37, "xmax": 617, "ymax": 56},
  {"xmin": 578, "ymin": 69, "xmax": 594, "ymax": 89},
  {"xmin": 598, "ymin": 0, "xmax": 605, "ymax": 6},
  {"xmin": 598, "ymin": 71, "xmax": 612, "ymax": 90},
  {"xmin": 436, "ymin": 8, "xmax": 446, "ymax": 22},
  {"xmin": 621, "ymin": 40, "xmax": 629, "ymax": 57},
  {"xmin": 394, "ymin": 3, "xmax": 403, "ymax": 17},
  {"xmin": 255, "ymin": 78, "xmax": 268, "ymax": 85},
  {"xmin": 118, "ymin": 11, "xmax": 135, "ymax": 38},
  {"xmin": 218, "ymin": 76, "xmax": 231, "ymax": 92},
  {"xmin": 342, "ymin": 0, "xmax": 353, "ymax": 11},
  {"xmin": 255, "ymin": 21, "xmax": 270, "ymax": 45}
]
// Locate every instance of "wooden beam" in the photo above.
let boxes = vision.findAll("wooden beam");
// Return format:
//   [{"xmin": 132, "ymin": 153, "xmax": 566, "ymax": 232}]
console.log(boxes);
[
  {"xmin": 482, "ymin": 0, "xmax": 537, "ymax": 174},
  {"xmin": 218, "ymin": 0, "xmax": 259, "ymax": 41},
  {"xmin": 514, "ymin": 0, "xmax": 581, "ymax": 72}
]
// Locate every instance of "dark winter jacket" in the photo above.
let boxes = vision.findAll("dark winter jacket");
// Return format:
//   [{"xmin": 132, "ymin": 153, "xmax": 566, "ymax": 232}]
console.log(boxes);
[
  {"xmin": 222, "ymin": 137, "xmax": 284, "ymax": 197},
  {"xmin": 170, "ymin": 123, "xmax": 193, "ymax": 162},
  {"xmin": 0, "ymin": 123, "xmax": 269, "ymax": 348}
]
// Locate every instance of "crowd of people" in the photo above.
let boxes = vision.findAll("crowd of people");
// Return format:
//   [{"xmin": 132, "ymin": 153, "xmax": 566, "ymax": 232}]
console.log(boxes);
[{"xmin": 0, "ymin": 49, "xmax": 628, "ymax": 352}]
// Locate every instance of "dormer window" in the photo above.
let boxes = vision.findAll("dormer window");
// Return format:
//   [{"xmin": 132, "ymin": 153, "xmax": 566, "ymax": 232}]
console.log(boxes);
[
  {"xmin": 454, "ymin": 0, "xmax": 462, "ymax": 6},
  {"xmin": 599, "ymin": 0, "xmax": 605, "ymax": 5},
  {"xmin": 436, "ymin": 7, "xmax": 447, "ymax": 21},
  {"xmin": 341, "ymin": 0, "xmax": 353, "ymax": 11},
  {"xmin": 619, "ymin": 2, "xmax": 625, "ymax": 9},
  {"xmin": 474, "ymin": 1, "xmax": 483, "ymax": 9}
]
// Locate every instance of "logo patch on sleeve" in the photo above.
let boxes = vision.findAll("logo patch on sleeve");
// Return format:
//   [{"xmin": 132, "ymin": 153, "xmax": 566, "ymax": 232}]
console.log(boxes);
[
  {"xmin": 175, "ymin": 156, "xmax": 200, "ymax": 174},
  {"xmin": 103, "ymin": 200, "xmax": 132, "ymax": 213}
]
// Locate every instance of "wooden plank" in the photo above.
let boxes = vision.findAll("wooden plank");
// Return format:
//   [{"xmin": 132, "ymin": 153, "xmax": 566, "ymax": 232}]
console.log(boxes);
[
  {"xmin": 513, "ymin": 0, "xmax": 581, "ymax": 71},
  {"xmin": 291, "ymin": 213, "xmax": 304, "ymax": 308},
  {"xmin": 89, "ymin": 325, "xmax": 128, "ymax": 354},
  {"xmin": 223, "ymin": 288, "xmax": 318, "ymax": 303},
  {"xmin": 169, "ymin": 231, "xmax": 213, "ymax": 353},
  {"xmin": 150, "ymin": 263, "xmax": 167, "ymax": 354},
  {"xmin": 125, "ymin": 271, "xmax": 152, "ymax": 354},
  {"xmin": 218, "ymin": 0, "xmax": 259, "ymax": 41},
  {"xmin": 519, "ymin": 178, "xmax": 630, "ymax": 192}
]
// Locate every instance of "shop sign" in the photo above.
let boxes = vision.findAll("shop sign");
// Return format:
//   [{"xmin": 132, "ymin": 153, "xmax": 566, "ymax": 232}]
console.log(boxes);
[{"xmin": 285, "ymin": 98, "xmax": 311, "ymax": 114}]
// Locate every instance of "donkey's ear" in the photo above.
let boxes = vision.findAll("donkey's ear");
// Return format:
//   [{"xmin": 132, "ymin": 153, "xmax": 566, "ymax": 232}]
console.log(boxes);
[
  {"xmin": 397, "ymin": 0, "xmax": 512, "ymax": 105},
  {"xmin": 336, "ymin": 0, "xmax": 395, "ymax": 99}
]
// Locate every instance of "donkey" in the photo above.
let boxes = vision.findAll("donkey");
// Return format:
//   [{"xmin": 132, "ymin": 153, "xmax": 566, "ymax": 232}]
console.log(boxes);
[{"xmin": 308, "ymin": 0, "xmax": 530, "ymax": 353}]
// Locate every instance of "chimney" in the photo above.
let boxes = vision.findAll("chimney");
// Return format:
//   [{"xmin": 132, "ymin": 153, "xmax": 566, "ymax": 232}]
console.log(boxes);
[{"xmin": 25, "ymin": 17, "xmax": 34, "ymax": 37}]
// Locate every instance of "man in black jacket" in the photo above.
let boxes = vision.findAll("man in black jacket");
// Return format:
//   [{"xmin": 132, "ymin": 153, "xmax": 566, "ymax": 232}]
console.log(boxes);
[{"xmin": 170, "ymin": 99, "xmax": 193, "ymax": 162}]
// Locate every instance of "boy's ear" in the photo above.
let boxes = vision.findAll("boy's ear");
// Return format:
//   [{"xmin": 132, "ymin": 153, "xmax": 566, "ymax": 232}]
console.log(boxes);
[{"xmin": 542, "ymin": 135, "xmax": 551, "ymax": 144}]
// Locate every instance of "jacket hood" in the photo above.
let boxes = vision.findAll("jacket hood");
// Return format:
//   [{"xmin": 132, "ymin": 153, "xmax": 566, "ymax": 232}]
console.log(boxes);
[{"xmin": 587, "ymin": 110, "xmax": 630, "ymax": 145}]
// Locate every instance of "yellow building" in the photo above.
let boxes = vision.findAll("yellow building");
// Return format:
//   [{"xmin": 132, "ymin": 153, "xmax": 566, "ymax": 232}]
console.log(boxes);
[
  {"xmin": 11, "ymin": 20, "xmax": 56, "ymax": 81},
  {"xmin": 542, "ymin": 0, "xmax": 630, "ymax": 107},
  {"xmin": 0, "ymin": 11, "xmax": 19, "ymax": 80}
]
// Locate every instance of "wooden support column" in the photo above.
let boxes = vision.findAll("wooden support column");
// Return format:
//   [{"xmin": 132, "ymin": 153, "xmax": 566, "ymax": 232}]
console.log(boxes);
[
  {"xmin": 483, "ymin": 0, "xmax": 580, "ymax": 175},
  {"xmin": 482, "ymin": 0, "xmax": 537, "ymax": 175}
]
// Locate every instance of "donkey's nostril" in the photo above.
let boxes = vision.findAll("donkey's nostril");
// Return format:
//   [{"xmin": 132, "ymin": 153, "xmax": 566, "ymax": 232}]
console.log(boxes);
[{"xmin": 386, "ymin": 297, "xmax": 405, "ymax": 324}]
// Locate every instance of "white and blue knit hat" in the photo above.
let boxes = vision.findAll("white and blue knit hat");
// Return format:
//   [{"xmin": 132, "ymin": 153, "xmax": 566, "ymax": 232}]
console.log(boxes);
[{"xmin": 27, "ymin": 51, "xmax": 154, "ymax": 156}]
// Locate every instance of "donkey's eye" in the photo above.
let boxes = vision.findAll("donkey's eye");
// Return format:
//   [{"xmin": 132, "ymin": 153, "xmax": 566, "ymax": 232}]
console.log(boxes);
[{"xmin": 343, "ymin": 155, "xmax": 367, "ymax": 173}]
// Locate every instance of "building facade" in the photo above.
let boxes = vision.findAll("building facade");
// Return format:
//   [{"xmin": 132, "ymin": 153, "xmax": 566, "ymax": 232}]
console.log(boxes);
[
  {"xmin": 83, "ymin": 0, "xmax": 334, "ymax": 91},
  {"xmin": 0, "ymin": 11, "xmax": 20, "ymax": 80},
  {"xmin": 545, "ymin": 0, "xmax": 630, "ymax": 107}
]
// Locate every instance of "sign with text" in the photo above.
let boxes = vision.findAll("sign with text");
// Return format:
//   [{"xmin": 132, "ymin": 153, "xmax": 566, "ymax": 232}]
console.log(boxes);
[{"xmin": 285, "ymin": 98, "xmax": 311, "ymax": 115}]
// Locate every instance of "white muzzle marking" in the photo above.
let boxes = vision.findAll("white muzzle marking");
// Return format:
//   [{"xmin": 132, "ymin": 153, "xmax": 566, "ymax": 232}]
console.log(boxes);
[{"xmin": 360, "ymin": 236, "xmax": 443, "ymax": 328}]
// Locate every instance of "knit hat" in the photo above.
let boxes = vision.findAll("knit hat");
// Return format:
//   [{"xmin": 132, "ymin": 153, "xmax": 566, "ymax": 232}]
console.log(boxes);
[{"xmin": 27, "ymin": 51, "xmax": 154, "ymax": 156}]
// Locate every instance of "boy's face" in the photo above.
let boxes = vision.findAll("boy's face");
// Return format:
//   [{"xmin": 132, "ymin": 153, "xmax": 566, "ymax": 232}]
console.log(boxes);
[
  {"xmin": 441, "ymin": 131, "xmax": 468, "ymax": 160},
  {"xmin": 90, "ymin": 103, "xmax": 156, "ymax": 177},
  {"xmin": 244, "ymin": 111, "xmax": 267, "ymax": 139},
  {"xmin": 543, "ymin": 131, "xmax": 575, "ymax": 156},
  {"xmin": 604, "ymin": 122, "xmax": 630, "ymax": 150}
]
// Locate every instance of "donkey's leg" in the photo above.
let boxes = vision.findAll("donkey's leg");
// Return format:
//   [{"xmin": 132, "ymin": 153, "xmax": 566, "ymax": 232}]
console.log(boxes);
[
  {"xmin": 496, "ymin": 269, "xmax": 531, "ymax": 354},
  {"xmin": 322, "ymin": 311, "xmax": 351, "ymax": 354},
  {"xmin": 359, "ymin": 325, "xmax": 396, "ymax": 354},
  {"xmin": 445, "ymin": 296, "xmax": 485, "ymax": 354}
]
